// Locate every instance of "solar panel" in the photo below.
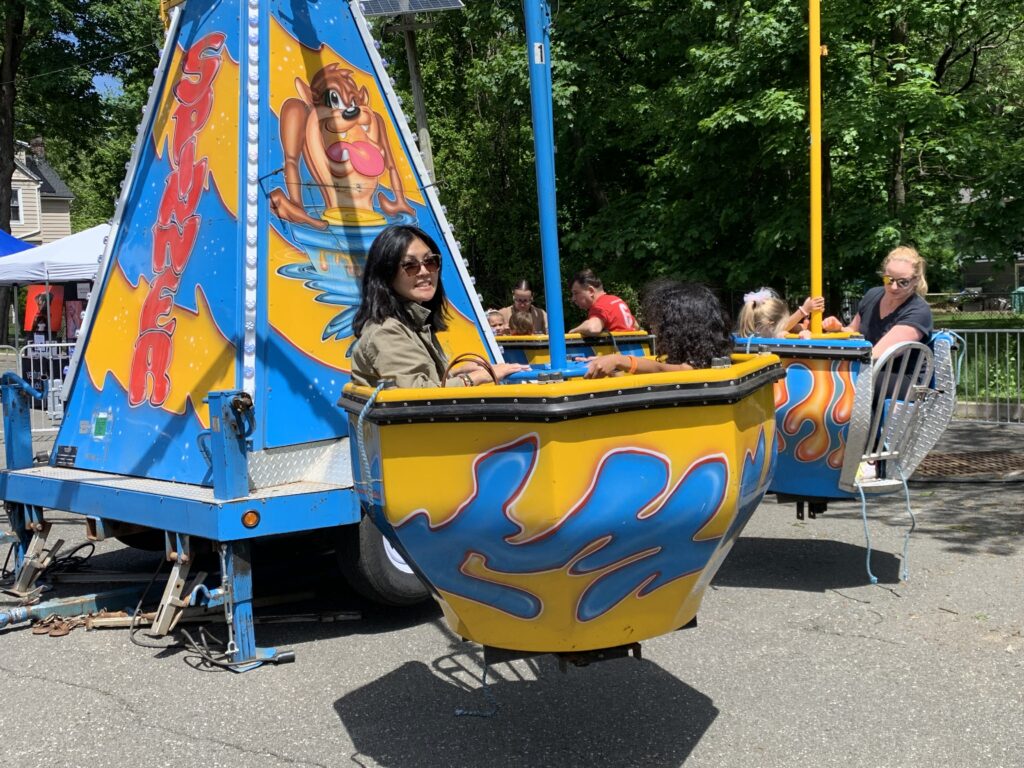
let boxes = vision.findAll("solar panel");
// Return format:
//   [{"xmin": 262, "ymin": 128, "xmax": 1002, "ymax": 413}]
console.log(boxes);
[{"xmin": 359, "ymin": 0, "xmax": 464, "ymax": 17}]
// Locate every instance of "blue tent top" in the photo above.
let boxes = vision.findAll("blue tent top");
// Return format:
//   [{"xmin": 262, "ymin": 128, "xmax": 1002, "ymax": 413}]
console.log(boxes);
[{"xmin": 0, "ymin": 230, "xmax": 33, "ymax": 257}]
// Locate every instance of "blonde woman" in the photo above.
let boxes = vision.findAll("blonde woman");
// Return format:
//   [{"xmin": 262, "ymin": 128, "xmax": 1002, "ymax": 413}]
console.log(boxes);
[
  {"xmin": 842, "ymin": 246, "xmax": 933, "ymax": 358},
  {"xmin": 736, "ymin": 287, "xmax": 829, "ymax": 338}
]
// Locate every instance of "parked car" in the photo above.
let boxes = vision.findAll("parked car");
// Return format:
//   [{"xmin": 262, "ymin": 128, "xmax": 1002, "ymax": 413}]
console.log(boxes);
[{"xmin": 950, "ymin": 289, "xmax": 1011, "ymax": 312}]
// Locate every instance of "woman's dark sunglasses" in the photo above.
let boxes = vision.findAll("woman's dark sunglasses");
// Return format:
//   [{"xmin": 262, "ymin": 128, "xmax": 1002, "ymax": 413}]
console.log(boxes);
[
  {"xmin": 881, "ymin": 274, "xmax": 915, "ymax": 289},
  {"xmin": 399, "ymin": 254, "xmax": 442, "ymax": 276}
]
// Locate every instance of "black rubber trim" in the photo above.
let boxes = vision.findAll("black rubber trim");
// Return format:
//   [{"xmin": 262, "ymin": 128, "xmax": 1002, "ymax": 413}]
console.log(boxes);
[
  {"xmin": 732, "ymin": 342, "xmax": 872, "ymax": 362},
  {"xmin": 498, "ymin": 333, "xmax": 656, "ymax": 350},
  {"xmin": 340, "ymin": 363, "xmax": 784, "ymax": 425}
]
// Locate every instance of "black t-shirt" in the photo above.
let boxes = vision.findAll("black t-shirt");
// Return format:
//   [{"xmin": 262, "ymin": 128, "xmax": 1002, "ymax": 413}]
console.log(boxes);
[{"xmin": 855, "ymin": 286, "xmax": 933, "ymax": 345}]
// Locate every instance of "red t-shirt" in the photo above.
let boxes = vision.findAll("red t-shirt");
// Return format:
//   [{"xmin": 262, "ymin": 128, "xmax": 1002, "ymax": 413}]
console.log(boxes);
[{"xmin": 589, "ymin": 293, "xmax": 637, "ymax": 331}]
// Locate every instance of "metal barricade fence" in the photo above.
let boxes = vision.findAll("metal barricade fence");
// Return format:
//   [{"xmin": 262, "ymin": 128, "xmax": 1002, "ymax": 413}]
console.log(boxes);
[
  {"xmin": 949, "ymin": 328, "xmax": 1023, "ymax": 425},
  {"xmin": 0, "ymin": 345, "xmax": 19, "ymax": 378},
  {"xmin": 18, "ymin": 342, "xmax": 76, "ymax": 436}
]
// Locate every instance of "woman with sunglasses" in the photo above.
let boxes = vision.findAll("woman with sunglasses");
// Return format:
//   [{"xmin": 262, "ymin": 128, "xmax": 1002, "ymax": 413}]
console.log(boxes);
[
  {"xmin": 351, "ymin": 225, "xmax": 529, "ymax": 388},
  {"xmin": 841, "ymin": 245, "xmax": 933, "ymax": 358}
]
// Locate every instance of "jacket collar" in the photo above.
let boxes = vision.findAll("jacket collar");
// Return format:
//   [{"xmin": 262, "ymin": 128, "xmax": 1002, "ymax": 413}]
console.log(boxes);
[{"xmin": 406, "ymin": 301, "xmax": 432, "ymax": 329}]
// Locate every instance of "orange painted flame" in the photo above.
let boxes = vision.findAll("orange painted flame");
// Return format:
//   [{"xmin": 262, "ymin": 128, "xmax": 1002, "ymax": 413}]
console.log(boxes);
[
  {"xmin": 830, "ymin": 361, "xmax": 855, "ymax": 424},
  {"xmin": 827, "ymin": 430, "xmax": 847, "ymax": 469},
  {"xmin": 773, "ymin": 377, "xmax": 790, "ymax": 452},
  {"xmin": 783, "ymin": 359, "xmax": 837, "ymax": 462},
  {"xmin": 781, "ymin": 358, "xmax": 856, "ymax": 465}
]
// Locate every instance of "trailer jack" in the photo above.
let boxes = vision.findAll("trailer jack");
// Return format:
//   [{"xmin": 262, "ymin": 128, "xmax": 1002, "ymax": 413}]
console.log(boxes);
[{"xmin": 145, "ymin": 536, "xmax": 293, "ymax": 671}]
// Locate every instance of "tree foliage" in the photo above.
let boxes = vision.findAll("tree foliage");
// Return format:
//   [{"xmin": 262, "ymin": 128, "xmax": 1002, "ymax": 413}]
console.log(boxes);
[
  {"xmin": 1, "ymin": 0, "xmax": 161, "ymax": 232},
  {"xmin": 381, "ymin": 0, "xmax": 1024, "ymax": 314},
  {"xmin": 5, "ymin": 0, "xmax": 1023, "ymax": 322}
]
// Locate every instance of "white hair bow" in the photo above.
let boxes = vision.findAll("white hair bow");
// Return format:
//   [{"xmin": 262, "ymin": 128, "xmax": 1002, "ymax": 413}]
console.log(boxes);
[{"xmin": 742, "ymin": 288, "xmax": 776, "ymax": 305}]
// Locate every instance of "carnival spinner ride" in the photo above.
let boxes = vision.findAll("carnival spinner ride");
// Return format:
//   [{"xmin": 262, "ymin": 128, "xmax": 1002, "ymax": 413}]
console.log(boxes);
[
  {"xmin": 1, "ymin": 0, "xmax": 782, "ymax": 665},
  {"xmin": 732, "ymin": 0, "xmax": 957, "ymax": 580}
]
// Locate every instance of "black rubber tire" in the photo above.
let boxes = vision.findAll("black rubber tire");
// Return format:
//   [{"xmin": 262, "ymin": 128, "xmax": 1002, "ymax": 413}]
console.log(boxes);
[
  {"xmin": 337, "ymin": 516, "xmax": 430, "ymax": 607},
  {"xmin": 113, "ymin": 528, "xmax": 166, "ymax": 551}
]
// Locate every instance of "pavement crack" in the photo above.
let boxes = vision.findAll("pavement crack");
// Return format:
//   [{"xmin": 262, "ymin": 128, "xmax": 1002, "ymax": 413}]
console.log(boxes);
[
  {"xmin": 0, "ymin": 661, "xmax": 331, "ymax": 767},
  {"xmin": 797, "ymin": 625, "xmax": 903, "ymax": 646}
]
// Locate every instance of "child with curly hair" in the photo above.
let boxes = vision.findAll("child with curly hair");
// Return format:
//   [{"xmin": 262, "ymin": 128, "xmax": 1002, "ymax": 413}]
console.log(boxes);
[{"xmin": 584, "ymin": 280, "xmax": 732, "ymax": 378}]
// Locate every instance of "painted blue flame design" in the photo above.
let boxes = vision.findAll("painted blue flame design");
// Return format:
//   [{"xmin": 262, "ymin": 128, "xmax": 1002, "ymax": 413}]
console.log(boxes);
[{"xmin": 388, "ymin": 430, "xmax": 769, "ymax": 622}]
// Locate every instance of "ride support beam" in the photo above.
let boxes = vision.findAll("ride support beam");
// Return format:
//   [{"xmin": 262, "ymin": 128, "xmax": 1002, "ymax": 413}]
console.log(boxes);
[
  {"xmin": 523, "ymin": 0, "xmax": 567, "ymax": 370},
  {"xmin": 809, "ymin": 0, "xmax": 824, "ymax": 334}
]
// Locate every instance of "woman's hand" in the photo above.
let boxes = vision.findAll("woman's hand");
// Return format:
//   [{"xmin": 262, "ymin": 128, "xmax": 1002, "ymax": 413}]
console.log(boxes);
[
  {"xmin": 489, "ymin": 363, "xmax": 531, "ymax": 382},
  {"xmin": 449, "ymin": 361, "xmax": 484, "ymax": 375},
  {"xmin": 821, "ymin": 315, "xmax": 843, "ymax": 332}
]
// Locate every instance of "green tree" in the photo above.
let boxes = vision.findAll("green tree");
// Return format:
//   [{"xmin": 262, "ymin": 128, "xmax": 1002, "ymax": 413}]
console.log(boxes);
[
  {"xmin": 1, "ymin": 0, "xmax": 159, "ymax": 341},
  {"xmin": 10, "ymin": 0, "xmax": 162, "ymax": 231},
  {"xmin": 384, "ymin": 0, "xmax": 1024, "ymax": 318}
]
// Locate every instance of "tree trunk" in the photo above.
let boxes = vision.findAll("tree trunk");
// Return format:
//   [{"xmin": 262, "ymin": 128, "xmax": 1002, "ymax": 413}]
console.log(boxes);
[
  {"xmin": 886, "ymin": 15, "xmax": 908, "ymax": 221},
  {"xmin": 1, "ymin": 2, "xmax": 28, "ymax": 344},
  {"xmin": 1, "ymin": 1, "xmax": 28, "ymax": 234},
  {"xmin": 888, "ymin": 123, "xmax": 906, "ymax": 218}
]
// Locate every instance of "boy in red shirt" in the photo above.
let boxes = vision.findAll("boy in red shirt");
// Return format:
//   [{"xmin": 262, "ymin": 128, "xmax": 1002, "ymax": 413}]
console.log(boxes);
[{"xmin": 568, "ymin": 268, "xmax": 638, "ymax": 334}]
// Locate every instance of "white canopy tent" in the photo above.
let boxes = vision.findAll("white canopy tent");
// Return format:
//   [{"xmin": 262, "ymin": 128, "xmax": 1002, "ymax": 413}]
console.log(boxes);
[
  {"xmin": 0, "ymin": 223, "xmax": 108, "ymax": 351},
  {"xmin": 0, "ymin": 224, "xmax": 108, "ymax": 284}
]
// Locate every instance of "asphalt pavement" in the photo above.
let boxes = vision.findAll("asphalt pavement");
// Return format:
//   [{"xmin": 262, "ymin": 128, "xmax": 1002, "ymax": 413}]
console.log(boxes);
[{"xmin": 0, "ymin": 421, "xmax": 1021, "ymax": 768}]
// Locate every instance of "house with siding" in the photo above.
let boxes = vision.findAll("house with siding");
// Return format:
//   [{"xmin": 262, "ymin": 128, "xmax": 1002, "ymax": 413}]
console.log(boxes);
[{"xmin": 8, "ymin": 138, "xmax": 74, "ymax": 245}]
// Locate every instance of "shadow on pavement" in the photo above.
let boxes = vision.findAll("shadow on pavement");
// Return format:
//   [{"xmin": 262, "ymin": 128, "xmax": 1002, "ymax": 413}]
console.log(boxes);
[
  {"xmin": 712, "ymin": 536, "xmax": 901, "ymax": 591},
  {"xmin": 334, "ymin": 644, "xmax": 717, "ymax": 768},
  {"xmin": 911, "ymin": 490, "xmax": 1024, "ymax": 557}
]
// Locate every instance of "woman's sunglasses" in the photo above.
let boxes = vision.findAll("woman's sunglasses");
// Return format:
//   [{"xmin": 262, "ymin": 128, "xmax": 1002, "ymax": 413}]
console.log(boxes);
[
  {"xmin": 399, "ymin": 254, "xmax": 442, "ymax": 276},
  {"xmin": 882, "ymin": 274, "xmax": 915, "ymax": 289}
]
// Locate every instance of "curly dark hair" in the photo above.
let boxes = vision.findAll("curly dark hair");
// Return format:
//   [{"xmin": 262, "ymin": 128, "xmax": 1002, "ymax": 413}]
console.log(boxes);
[
  {"xmin": 642, "ymin": 280, "xmax": 731, "ymax": 369},
  {"xmin": 352, "ymin": 225, "xmax": 449, "ymax": 337}
]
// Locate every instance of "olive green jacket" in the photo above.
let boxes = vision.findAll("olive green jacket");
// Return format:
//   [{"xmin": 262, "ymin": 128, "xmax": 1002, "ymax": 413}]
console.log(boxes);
[{"xmin": 350, "ymin": 302, "xmax": 466, "ymax": 388}]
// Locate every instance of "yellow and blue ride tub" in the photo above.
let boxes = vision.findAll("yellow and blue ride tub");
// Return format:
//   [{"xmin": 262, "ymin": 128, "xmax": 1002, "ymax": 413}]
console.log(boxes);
[
  {"xmin": 340, "ymin": 354, "xmax": 783, "ymax": 653},
  {"xmin": 496, "ymin": 331, "xmax": 655, "ymax": 367}
]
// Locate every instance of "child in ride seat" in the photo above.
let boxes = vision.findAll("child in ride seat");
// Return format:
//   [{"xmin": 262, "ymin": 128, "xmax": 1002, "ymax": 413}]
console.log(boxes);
[
  {"xmin": 508, "ymin": 309, "xmax": 535, "ymax": 336},
  {"xmin": 736, "ymin": 287, "xmax": 840, "ymax": 338},
  {"xmin": 486, "ymin": 309, "xmax": 508, "ymax": 336},
  {"xmin": 583, "ymin": 280, "xmax": 731, "ymax": 377}
]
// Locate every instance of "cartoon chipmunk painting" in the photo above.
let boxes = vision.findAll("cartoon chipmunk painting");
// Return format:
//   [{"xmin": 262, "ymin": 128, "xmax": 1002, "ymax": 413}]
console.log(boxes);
[{"xmin": 270, "ymin": 63, "xmax": 414, "ymax": 228}]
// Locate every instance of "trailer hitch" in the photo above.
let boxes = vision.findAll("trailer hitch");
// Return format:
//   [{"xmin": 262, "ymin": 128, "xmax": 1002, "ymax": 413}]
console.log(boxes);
[
  {"xmin": 228, "ymin": 392, "xmax": 256, "ymax": 438},
  {"xmin": 204, "ymin": 391, "xmax": 255, "ymax": 500}
]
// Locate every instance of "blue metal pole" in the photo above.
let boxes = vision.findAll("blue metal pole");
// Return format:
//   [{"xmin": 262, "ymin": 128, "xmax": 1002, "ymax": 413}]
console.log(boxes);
[{"xmin": 523, "ymin": 0, "xmax": 566, "ymax": 370}]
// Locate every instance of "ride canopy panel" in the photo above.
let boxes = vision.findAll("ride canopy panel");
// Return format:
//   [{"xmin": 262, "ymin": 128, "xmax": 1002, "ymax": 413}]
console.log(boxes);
[{"xmin": 54, "ymin": 0, "xmax": 491, "ymax": 483}]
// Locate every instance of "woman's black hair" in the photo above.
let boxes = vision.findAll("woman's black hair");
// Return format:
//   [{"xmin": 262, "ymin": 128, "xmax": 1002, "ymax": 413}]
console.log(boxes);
[
  {"xmin": 513, "ymin": 279, "xmax": 533, "ymax": 293},
  {"xmin": 642, "ymin": 280, "xmax": 731, "ymax": 369},
  {"xmin": 352, "ymin": 224, "xmax": 449, "ymax": 336}
]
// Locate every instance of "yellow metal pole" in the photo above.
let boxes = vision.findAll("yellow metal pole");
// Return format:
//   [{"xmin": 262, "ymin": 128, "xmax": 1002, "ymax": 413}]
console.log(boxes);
[{"xmin": 808, "ymin": 0, "xmax": 823, "ymax": 333}]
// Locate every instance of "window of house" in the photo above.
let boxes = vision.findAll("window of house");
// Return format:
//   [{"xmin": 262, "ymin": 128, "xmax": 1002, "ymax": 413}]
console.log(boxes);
[{"xmin": 10, "ymin": 188, "xmax": 22, "ymax": 225}]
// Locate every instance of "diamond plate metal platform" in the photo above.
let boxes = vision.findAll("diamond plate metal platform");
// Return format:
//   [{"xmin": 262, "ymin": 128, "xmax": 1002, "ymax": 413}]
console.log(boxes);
[
  {"xmin": 914, "ymin": 451, "xmax": 1024, "ymax": 479},
  {"xmin": 7, "ymin": 465, "xmax": 339, "ymax": 501}
]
